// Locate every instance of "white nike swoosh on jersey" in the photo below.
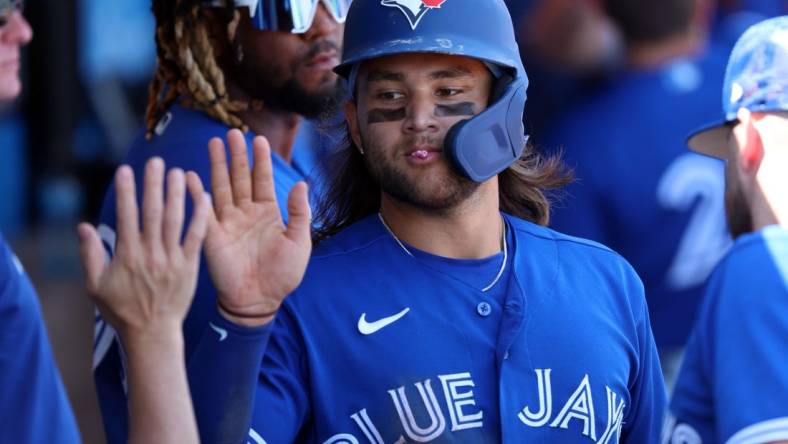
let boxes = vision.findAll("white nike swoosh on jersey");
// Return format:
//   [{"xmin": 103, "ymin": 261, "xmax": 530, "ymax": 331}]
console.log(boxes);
[
  {"xmin": 358, "ymin": 308, "xmax": 410, "ymax": 335},
  {"xmin": 209, "ymin": 322, "xmax": 228, "ymax": 342}
]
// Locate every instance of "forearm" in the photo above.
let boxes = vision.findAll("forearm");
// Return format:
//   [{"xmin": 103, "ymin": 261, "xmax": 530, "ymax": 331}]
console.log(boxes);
[
  {"xmin": 187, "ymin": 306, "xmax": 273, "ymax": 444},
  {"xmin": 123, "ymin": 326, "xmax": 199, "ymax": 444}
]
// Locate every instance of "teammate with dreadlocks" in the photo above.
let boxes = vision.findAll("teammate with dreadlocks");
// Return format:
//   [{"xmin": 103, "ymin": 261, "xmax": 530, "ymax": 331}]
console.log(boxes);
[{"xmin": 92, "ymin": 1, "xmax": 350, "ymax": 442}]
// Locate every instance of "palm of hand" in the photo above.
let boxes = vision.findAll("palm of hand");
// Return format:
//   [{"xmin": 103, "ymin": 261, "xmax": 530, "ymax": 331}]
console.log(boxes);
[
  {"xmin": 206, "ymin": 200, "xmax": 310, "ymax": 316},
  {"xmin": 204, "ymin": 130, "xmax": 312, "ymax": 323}
]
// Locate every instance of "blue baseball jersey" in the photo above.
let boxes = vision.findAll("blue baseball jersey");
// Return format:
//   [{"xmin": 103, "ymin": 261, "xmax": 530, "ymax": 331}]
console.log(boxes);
[
  {"xmin": 92, "ymin": 103, "xmax": 324, "ymax": 443},
  {"xmin": 184, "ymin": 214, "xmax": 667, "ymax": 443},
  {"xmin": 546, "ymin": 48, "xmax": 732, "ymax": 349},
  {"xmin": 665, "ymin": 226, "xmax": 788, "ymax": 444},
  {"xmin": 0, "ymin": 234, "xmax": 81, "ymax": 443}
]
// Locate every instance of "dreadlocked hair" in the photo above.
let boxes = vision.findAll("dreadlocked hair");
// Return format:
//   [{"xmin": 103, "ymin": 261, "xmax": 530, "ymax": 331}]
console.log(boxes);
[{"xmin": 146, "ymin": 0, "xmax": 249, "ymax": 139}]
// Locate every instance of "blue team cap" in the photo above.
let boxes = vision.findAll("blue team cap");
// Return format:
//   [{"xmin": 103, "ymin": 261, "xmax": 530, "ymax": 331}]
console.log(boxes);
[{"xmin": 687, "ymin": 15, "xmax": 788, "ymax": 158}]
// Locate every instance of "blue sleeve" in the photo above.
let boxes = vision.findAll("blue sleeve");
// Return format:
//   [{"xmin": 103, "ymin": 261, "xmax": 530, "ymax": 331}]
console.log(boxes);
[
  {"xmin": 187, "ymin": 306, "xmax": 273, "ymax": 444},
  {"xmin": 0, "ymin": 237, "xmax": 81, "ymax": 444},
  {"xmin": 711, "ymin": 238, "xmax": 788, "ymax": 443},
  {"xmin": 621, "ymin": 266, "xmax": 668, "ymax": 443},
  {"xmin": 247, "ymin": 302, "xmax": 311, "ymax": 443}
]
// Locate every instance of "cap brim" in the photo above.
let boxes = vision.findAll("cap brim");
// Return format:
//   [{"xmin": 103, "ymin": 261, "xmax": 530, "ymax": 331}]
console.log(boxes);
[{"xmin": 686, "ymin": 120, "xmax": 733, "ymax": 158}]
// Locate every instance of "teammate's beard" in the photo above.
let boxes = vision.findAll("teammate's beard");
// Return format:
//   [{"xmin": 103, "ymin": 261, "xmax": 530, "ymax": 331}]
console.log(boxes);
[
  {"xmin": 361, "ymin": 134, "xmax": 480, "ymax": 213},
  {"xmin": 234, "ymin": 40, "xmax": 346, "ymax": 118},
  {"xmin": 725, "ymin": 172, "xmax": 754, "ymax": 239}
]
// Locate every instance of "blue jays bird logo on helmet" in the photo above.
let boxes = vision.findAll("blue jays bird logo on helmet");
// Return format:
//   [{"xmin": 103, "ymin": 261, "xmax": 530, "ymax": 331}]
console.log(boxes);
[{"xmin": 381, "ymin": 0, "xmax": 447, "ymax": 30}]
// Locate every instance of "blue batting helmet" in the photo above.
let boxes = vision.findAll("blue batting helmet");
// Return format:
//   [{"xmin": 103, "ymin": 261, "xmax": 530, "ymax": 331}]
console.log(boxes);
[{"xmin": 335, "ymin": 0, "xmax": 530, "ymax": 183}]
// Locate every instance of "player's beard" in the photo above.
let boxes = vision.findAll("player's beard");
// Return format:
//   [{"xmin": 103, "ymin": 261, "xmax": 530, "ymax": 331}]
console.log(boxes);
[
  {"xmin": 724, "ymin": 169, "xmax": 754, "ymax": 239},
  {"xmin": 361, "ymin": 134, "xmax": 480, "ymax": 213},
  {"xmin": 234, "ymin": 41, "xmax": 346, "ymax": 119},
  {"xmin": 270, "ymin": 74, "xmax": 346, "ymax": 119}
]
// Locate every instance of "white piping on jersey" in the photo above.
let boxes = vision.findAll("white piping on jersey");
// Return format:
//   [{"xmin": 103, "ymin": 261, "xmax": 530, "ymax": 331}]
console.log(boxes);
[
  {"xmin": 727, "ymin": 417, "xmax": 788, "ymax": 444},
  {"xmin": 377, "ymin": 212, "xmax": 508, "ymax": 293}
]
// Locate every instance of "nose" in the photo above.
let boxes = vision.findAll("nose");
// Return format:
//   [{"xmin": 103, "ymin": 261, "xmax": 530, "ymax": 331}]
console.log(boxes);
[
  {"xmin": 403, "ymin": 94, "xmax": 440, "ymax": 134},
  {"xmin": 2, "ymin": 11, "xmax": 33, "ymax": 45},
  {"xmin": 303, "ymin": 2, "xmax": 340, "ymax": 41}
]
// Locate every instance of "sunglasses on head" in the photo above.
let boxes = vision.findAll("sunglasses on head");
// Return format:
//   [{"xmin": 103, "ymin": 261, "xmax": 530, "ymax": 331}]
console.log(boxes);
[
  {"xmin": 0, "ymin": 0, "xmax": 23, "ymax": 28},
  {"xmin": 207, "ymin": 0, "xmax": 351, "ymax": 34}
]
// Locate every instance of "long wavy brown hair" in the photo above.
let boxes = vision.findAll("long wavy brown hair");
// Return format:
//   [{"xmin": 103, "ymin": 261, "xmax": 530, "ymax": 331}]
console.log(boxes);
[
  {"xmin": 145, "ymin": 0, "xmax": 249, "ymax": 139},
  {"xmin": 313, "ymin": 128, "xmax": 572, "ymax": 243}
]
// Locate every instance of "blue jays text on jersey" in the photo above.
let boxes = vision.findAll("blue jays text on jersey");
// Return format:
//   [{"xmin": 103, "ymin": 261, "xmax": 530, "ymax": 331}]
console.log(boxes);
[
  {"xmin": 182, "ymin": 214, "xmax": 667, "ymax": 443},
  {"xmin": 546, "ymin": 46, "xmax": 732, "ymax": 350},
  {"xmin": 665, "ymin": 226, "xmax": 788, "ymax": 444},
  {"xmin": 0, "ymin": 234, "xmax": 81, "ymax": 443},
  {"xmin": 91, "ymin": 102, "xmax": 325, "ymax": 443}
]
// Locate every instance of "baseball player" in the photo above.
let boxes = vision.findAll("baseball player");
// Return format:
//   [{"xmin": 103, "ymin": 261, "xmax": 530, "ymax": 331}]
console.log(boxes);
[
  {"xmin": 91, "ymin": 1, "xmax": 350, "ymax": 441},
  {"xmin": 178, "ymin": 1, "xmax": 667, "ymax": 442},
  {"xmin": 546, "ymin": 0, "xmax": 732, "ymax": 381},
  {"xmin": 664, "ymin": 16, "xmax": 788, "ymax": 444},
  {"xmin": 77, "ymin": 159, "xmax": 211, "ymax": 444},
  {"xmin": 0, "ymin": 3, "xmax": 80, "ymax": 442},
  {"xmin": 0, "ymin": 1, "xmax": 211, "ymax": 442}
]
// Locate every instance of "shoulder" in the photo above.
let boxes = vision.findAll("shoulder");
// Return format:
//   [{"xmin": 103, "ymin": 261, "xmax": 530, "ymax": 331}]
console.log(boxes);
[
  {"xmin": 123, "ymin": 103, "xmax": 233, "ymax": 171},
  {"xmin": 509, "ymin": 215, "xmax": 631, "ymax": 269},
  {"xmin": 508, "ymin": 215, "xmax": 647, "ymax": 315},
  {"xmin": 706, "ymin": 227, "xmax": 788, "ymax": 316},
  {"xmin": 0, "ymin": 233, "xmax": 24, "ymax": 286},
  {"xmin": 309, "ymin": 216, "xmax": 391, "ymax": 262}
]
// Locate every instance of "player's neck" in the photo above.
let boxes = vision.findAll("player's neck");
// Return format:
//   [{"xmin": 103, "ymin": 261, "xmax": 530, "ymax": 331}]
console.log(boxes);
[
  {"xmin": 226, "ymin": 83, "xmax": 302, "ymax": 163},
  {"xmin": 378, "ymin": 180, "xmax": 503, "ymax": 259},
  {"xmin": 243, "ymin": 108, "xmax": 301, "ymax": 163},
  {"xmin": 751, "ymin": 159, "xmax": 788, "ymax": 231}
]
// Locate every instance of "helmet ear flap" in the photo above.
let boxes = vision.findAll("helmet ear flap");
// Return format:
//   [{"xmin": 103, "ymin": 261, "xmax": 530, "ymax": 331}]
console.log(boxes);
[
  {"xmin": 444, "ymin": 77, "xmax": 529, "ymax": 182},
  {"xmin": 444, "ymin": 117, "xmax": 471, "ymax": 173}
]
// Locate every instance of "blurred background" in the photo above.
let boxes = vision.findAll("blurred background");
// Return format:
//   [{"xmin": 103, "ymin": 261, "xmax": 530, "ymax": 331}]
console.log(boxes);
[{"xmin": 4, "ymin": 0, "xmax": 787, "ymax": 441}]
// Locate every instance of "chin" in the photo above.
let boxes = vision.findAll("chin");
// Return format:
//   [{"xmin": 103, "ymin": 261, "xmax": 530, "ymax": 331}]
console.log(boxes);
[{"xmin": 301, "ymin": 70, "xmax": 339, "ymax": 92}]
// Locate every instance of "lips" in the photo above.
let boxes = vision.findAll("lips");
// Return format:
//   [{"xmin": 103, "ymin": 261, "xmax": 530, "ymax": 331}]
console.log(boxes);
[
  {"xmin": 305, "ymin": 51, "xmax": 339, "ymax": 70},
  {"xmin": 406, "ymin": 145, "xmax": 443, "ymax": 164}
]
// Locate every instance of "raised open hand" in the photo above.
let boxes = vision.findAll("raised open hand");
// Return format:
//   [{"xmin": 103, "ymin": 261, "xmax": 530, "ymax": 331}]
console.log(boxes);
[
  {"xmin": 78, "ymin": 158, "xmax": 210, "ymax": 339},
  {"xmin": 204, "ymin": 129, "xmax": 312, "ymax": 327}
]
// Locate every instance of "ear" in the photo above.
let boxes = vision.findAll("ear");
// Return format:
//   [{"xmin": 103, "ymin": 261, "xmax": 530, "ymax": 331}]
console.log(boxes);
[
  {"xmin": 345, "ymin": 100, "xmax": 364, "ymax": 153},
  {"xmin": 736, "ymin": 108, "xmax": 765, "ymax": 173}
]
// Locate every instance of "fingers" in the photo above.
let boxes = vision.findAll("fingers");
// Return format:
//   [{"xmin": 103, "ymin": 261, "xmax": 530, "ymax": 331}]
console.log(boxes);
[
  {"xmin": 114, "ymin": 165, "xmax": 140, "ymax": 251},
  {"xmin": 163, "ymin": 168, "xmax": 186, "ymax": 254},
  {"xmin": 142, "ymin": 158, "xmax": 165, "ymax": 246},
  {"xmin": 227, "ymin": 129, "xmax": 253, "ymax": 205},
  {"xmin": 77, "ymin": 223, "xmax": 106, "ymax": 294},
  {"xmin": 184, "ymin": 172, "xmax": 209, "ymax": 259},
  {"xmin": 284, "ymin": 182, "xmax": 312, "ymax": 247},
  {"xmin": 251, "ymin": 136, "xmax": 277, "ymax": 203},
  {"xmin": 208, "ymin": 137, "xmax": 233, "ymax": 218}
]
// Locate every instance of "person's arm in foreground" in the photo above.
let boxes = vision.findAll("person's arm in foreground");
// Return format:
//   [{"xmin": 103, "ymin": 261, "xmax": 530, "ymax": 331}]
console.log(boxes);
[
  {"xmin": 78, "ymin": 158, "xmax": 210, "ymax": 444},
  {"xmin": 183, "ymin": 129, "xmax": 314, "ymax": 443}
]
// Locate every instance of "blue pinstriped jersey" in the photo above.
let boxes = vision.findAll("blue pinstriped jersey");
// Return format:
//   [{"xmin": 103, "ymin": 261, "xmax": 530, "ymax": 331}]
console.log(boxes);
[{"xmin": 666, "ymin": 226, "xmax": 788, "ymax": 444}]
